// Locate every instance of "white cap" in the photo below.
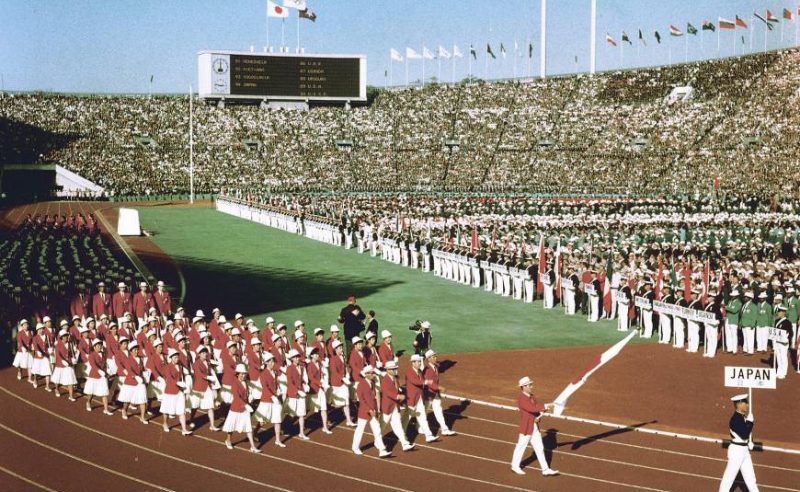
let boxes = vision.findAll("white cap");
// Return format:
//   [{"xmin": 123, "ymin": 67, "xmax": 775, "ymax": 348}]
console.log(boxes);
[
  {"xmin": 219, "ymin": 316, "xmax": 227, "ymax": 323},
  {"xmin": 421, "ymin": 321, "xmax": 431, "ymax": 329},
  {"xmin": 226, "ymin": 341, "xmax": 237, "ymax": 349},
  {"xmin": 35, "ymin": 323, "xmax": 45, "ymax": 330},
  {"xmin": 19, "ymin": 319, "xmax": 29, "ymax": 325},
  {"xmin": 424, "ymin": 349, "xmax": 436, "ymax": 358},
  {"xmin": 118, "ymin": 282, "xmax": 126, "ymax": 288},
  {"xmin": 758, "ymin": 292, "xmax": 767, "ymax": 299},
  {"xmin": 235, "ymin": 313, "xmax": 243, "ymax": 320},
  {"xmin": 167, "ymin": 348, "xmax": 179, "ymax": 358},
  {"xmin": 365, "ymin": 331, "xmax": 376, "ymax": 340},
  {"xmin": 294, "ymin": 320, "xmax": 304, "ymax": 328},
  {"xmin": 57, "ymin": 329, "xmax": 69, "ymax": 338},
  {"xmin": 265, "ymin": 316, "xmax": 275, "ymax": 324},
  {"xmin": 250, "ymin": 338, "xmax": 262, "ymax": 346},
  {"xmin": 157, "ymin": 280, "xmax": 165, "ymax": 287},
  {"xmin": 212, "ymin": 308, "xmax": 220, "ymax": 314},
  {"xmin": 43, "ymin": 316, "xmax": 52, "ymax": 323},
  {"xmin": 264, "ymin": 352, "xmax": 275, "ymax": 362},
  {"xmin": 384, "ymin": 360, "xmax": 398, "ymax": 370},
  {"xmin": 147, "ymin": 315, "xmax": 157, "ymax": 322},
  {"xmin": 731, "ymin": 393, "xmax": 749, "ymax": 402},
  {"xmin": 248, "ymin": 325, "xmax": 259, "ymax": 333},
  {"xmin": 92, "ymin": 338, "xmax": 104, "ymax": 346},
  {"xmin": 360, "ymin": 365, "xmax": 374, "ymax": 377},
  {"xmin": 195, "ymin": 309, "xmax": 205, "ymax": 318},
  {"xmin": 306, "ymin": 346, "xmax": 318, "ymax": 357},
  {"xmin": 332, "ymin": 340, "xmax": 343, "ymax": 350},
  {"xmin": 71, "ymin": 315, "xmax": 81, "ymax": 321},
  {"xmin": 351, "ymin": 336, "xmax": 363, "ymax": 344},
  {"xmin": 246, "ymin": 319, "xmax": 255, "ymax": 326},
  {"xmin": 223, "ymin": 322, "xmax": 233, "ymax": 330},
  {"xmin": 128, "ymin": 341, "xmax": 139, "ymax": 351},
  {"xmin": 313, "ymin": 327, "xmax": 324, "ymax": 336},
  {"xmin": 85, "ymin": 317, "xmax": 95, "ymax": 324},
  {"xmin": 518, "ymin": 376, "xmax": 533, "ymax": 387},
  {"xmin": 195, "ymin": 345, "xmax": 208, "ymax": 354},
  {"xmin": 294, "ymin": 330, "xmax": 304, "ymax": 341},
  {"xmin": 410, "ymin": 354, "xmax": 423, "ymax": 363},
  {"xmin": 381, "ymin": 330, "xmax": 392, "ymax": 339},
  {"xmin": 230, "ymin": 328, "xmax": 241, "ymax": 336},
  {"xmin": 235, "ymin": 363, "xmax": 248, "ymax": 374},
  {"xmin": 60, "ymin": 320, "xmax": 69, "ymax": 327},
  {"xmin": 79, "ymin": 325, "xmax": 89, "ymax": 333},
  {"xmin": 330, "ymin": 325, "xmax": 340, "ymax": 332},
  {"xmin": 286, "ymin": 349, "xmax": 300, "ymax": 360},
  {"xmin": 152, "ymin": 339, "xmax": 163, "ymax": 348},
  {"xmin": 175, "ymin": 334, "xmax": 186, "ymax": 343},
  {"xmin": 271, "ymin": 334, "xmax": 282, "ymax": 343}
]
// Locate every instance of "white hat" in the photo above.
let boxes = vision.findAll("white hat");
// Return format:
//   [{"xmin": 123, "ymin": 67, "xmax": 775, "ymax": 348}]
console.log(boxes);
[
  {"xmin": 776, "ymin": 305, "xmax": 788, "ymax": 311},
  {"xmin": 424, "ymin": 349, "xmax": 436, "ymax": 358},
  {"xmin": 153, "ymin": 339, "xmax": 163, "ymax": 348},
  {"xmin": 351, "ymin": 336, "xmax": 363, "ymax": 344},
  {"xmin": 57, "ymin": 329, "xmax": 69, "ymax": 338},
  {"xmin": 195, "ymin": 309, "xmax": 206, "ymax": 318},
  {"xmin": 118, "ymin": 282, "xmax": 126, "ymax": 288},
  {"xmin": 421, "ymin": 321, "xmax": 431, "ymax": 329},
  {"xmin": 330, "ymin": 325, "xmax": 340, "ymax": 332},
  {"xmin": 175, "ymin": 313, "xmax": 184, "ymax": 320},
  {"xmin": 758, "ymin": 292, "xmax": 767, "ymax": 299},
  {"xmin": 306, "ymin": 346, "xmax": 319, "ymax": 357},
  {"xmin": 19, "ymin": 319, "xmax": 29, "ymax": 325},
  {"xmin": 92, "ymin": 338, "xmax": 104, "ymax": 346},
  {"xmin": 276, "ymin": 323, "xmax": 286, "ymax": 330},
  {"xmin": 744, "ymin": 291, "xmax": 754, "ymax": 298},
  {"xmin": 226, "ymin": 341, "xmax": 237, "ymax": 349},
  {"xmin": 332, "ymin": 340, "xmax": 343, "ymax": 350},
  {"xmin": 384, "ymin": 360, "xmax": 398, "ymax": 370},
  {"xmin": 518, "ymin": 376, "xmax": 534, "ymax": 387},
  {"xmin": 139, "ymin": 281, "xmax": 148, "ymax": 287},
  {"xmin": 218, "ymin": 316, "xmax": 227, "ymax": 323},
  {"xmin": 381, "ymin": 330, "xmax": 392, "ymax": 339},
  {"xmin": 128, "ymin": 341, "xmax": 139, "ymax": 351},
  {"xmin": 264, "ymin": 352, "xmax": 275, "ymax": 362},
  {"xmin": 235, "ymin": 313, "xmax": 243, "ymax": 320},
  {"xmin": 235, "ymin": 363, "xmax": 248, "ymax": 374},
  {"xmin": 123, "ymin": 314, "xmax": 131, "ymax": 322},
  {"xmin": 265, "ymin": 316, "xmax": 275, "ymax": 324},
  {"xmin": 250, "ymin": 338, "xmax": 262, "ymax": 346},
  {"xmin": 195, "ymin": 345, "xmax": 208, "ymax": 354},
  {"xmin": 71, "ymin": 315, "xmax": 81, "ymax": 321},
  {"xmin": 223, "ymin": 322, "xmax": 233, "ymax": 330},
  {"xmin": 149, "ymin": 307, "xmax": 157, "ymax": 313},
  {"xmin": 42, "ymin": 316, "xmax": 52, "ymax": 323},
  {"xmin": 410, "ymin": 354, "xmax": 423, "ymax": 363},
  {"xmin": 360, "ymin": 365, "xmax": 374, "ymax": 377},
  {"xmin": 230, "ymin": 328, "xmax": 241, "ymax": 336},
  {"xmin": 246, "ymin": 318, "xmax": 255, "ymax": 326},
  {"xmin": 313, "ymin": 327, "xmax": 324, "ymax": 336},
  {"xmin": 85, "ymin": 317, "xmax": 95, "ymax": 324},
  {"xmin": 157, "ymin": 280, "xmax": 165, "ymax": 287},
  {"xmin": 165, "ymin": 320, "xmax": 174, "ymax": 327},
  {"xmin": 271, "ymin": 333, "xmax": 282, "ymax": 343},
  {"xmin": 99, "ymin": 313, "xmax": 108, "ymax": 320},
  {"xmin": 248, "ymin": 325, "xmax": 259, "ymax": 333},
  {"xmin": 147, "ymin": 316, "xmax": 157, "ymax": 322},
  {"xmin": 79, "ymin": 325, "xmax": 89, "ymax": 333},
  {"xmin": 294, "ymin": 330, "xmax": 304, "ymax": 341},
  {"xmin": 175, "ymin": 334, "xmax": 186, "ymax": 343},
  {"xmin": 365, "ymin": 331, "xmax": 376, "ymax": 340},
  {"xmin": 286, "ymin": 349, "xmax": 300, "ymax": 360},
  {"xmin": 294, "ymin": 320, "xmax": 304, "ymax": 328},
  {"xmin": 167, "ymin": 348, "xmax": 179, "ymax": 358},
  {"xmin": 212, "ymin": 308, "xmax": 220, "ymax": 314},
  {"xmin": 730, "ymin": 393, "xmax": 749, "ymax": 403},
  {"xmin": 730, "ymin": 289, "xmax": 740, "ymax": 296}
]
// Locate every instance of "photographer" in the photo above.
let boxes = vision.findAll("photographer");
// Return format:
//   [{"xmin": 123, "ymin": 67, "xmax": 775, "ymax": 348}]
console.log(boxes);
[{"xmin": 411, "ymin": 320, "xmax": 432, "ymax": 355}]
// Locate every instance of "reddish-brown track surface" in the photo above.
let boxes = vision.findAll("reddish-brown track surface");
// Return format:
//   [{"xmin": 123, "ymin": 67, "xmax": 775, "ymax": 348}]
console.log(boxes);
[{"xmin": 2, "ymin": 202, "xmax": 799, "ymax": 491}]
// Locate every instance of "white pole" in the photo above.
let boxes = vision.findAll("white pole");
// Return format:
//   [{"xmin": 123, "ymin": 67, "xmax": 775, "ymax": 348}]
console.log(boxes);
[
  {"xmin": 422, "ymin": 50, "xmax": 426, "ymax": 86},
  {"xmin": 281, "ymin": 18, "xmax": 285, "ymax": 50},
  {"xmin": 765, "ymin": 21, "xmax": 768, "ymax": 53},
  {"xmin": 468, "ymin": 50, "xmax": 472, "ymax": 77},
  {"xmin": 590, "ymin": 0, "xmax": 597, "ymax": 75},
  {"xmin": 540, "ymin": 0, "xmax": 547, "ymax": 79},
  {"xmin": 750, "ymin": 16, "xmax": 755, "ymax": 51},
  {"xmin": 717, "ymin": 25, "xmax": 720, "ymax": 54},
  {"xmin": 620, "ymin": 39, "xmax": 624, "ymax": 67},
  {"xmin": 452, "ymin": 45, "xmax": 456, "ymax": 83},
  {"xmin": 685, "ymin": 31, "xmax": 688, "ymax": 62},
  {"xmin": 406, "ymin": 57, "xmax": 409, "ymax": 86},
  {"xmin": 296, "ymin": 13, "xmax": 300, "ymax": 52},
  {"xmin": 266, "ymin": 10, "xmax": 270, "ymax": 49},
  {"xmin": 513, "ymin": 40, "xmax": 517, "ymax": 79},
  {"xmin": 390, "ymin": 58, "xmax": 393, "ymax": 87},
  {"xmin": 189, "ymin": 85, "xmax": 194, "ymax": 204},
  {"xmin": 438, "ymin": 55, "xmax": 441, "ymax": 82}
]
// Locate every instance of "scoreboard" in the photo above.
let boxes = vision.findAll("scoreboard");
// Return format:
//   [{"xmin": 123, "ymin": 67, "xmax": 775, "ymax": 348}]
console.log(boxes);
[{"xmin": 198, "ymin": 51, "xmax": 366, "ymax": 102}]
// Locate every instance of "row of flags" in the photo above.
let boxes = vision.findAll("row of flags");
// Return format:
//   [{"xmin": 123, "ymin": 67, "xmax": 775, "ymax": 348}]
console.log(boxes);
[
  {"xmin": 605, "ymin": 7, "xmax": 798, "ymax": 47},
  {"xmin": 390, "ymin": 42, "xmax": 535, "ymax": 62},
  {"xmin": 267, "ymin": 0, "xmax": 317, "ymax": 22}
]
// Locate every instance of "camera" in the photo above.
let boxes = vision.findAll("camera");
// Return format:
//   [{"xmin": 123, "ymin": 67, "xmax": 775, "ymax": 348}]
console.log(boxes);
[{"xmin": 408, "ymin": 320, "xmax": 422, "ymax": 331}]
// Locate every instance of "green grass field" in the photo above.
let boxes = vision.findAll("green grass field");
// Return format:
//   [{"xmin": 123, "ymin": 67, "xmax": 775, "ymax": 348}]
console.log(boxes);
[{"xmin": 138, "ymin": 206, "xmax": 650, "ymax": 354}]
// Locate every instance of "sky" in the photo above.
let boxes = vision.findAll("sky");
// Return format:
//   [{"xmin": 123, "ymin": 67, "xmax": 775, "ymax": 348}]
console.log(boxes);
[{"xmin": 1, "ymin": 0, "xmax": 798, "ymax": 93}]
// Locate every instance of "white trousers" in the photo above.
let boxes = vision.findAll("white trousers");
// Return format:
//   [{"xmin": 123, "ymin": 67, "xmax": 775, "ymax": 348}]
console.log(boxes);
[
  {"xmin": 659, "ymin": 316, "xmax": 672, "ymax": 344},
  {"xmin": 718, "ymin": 445, "xmax": 759, "ymax": 492},
  {"xmin": 756, "ymin": 327, "xmax": 770, "ymax": 352},
  {"xmin": 617, "ymin": 305, "xmax": 629, "ymax": 331},
  {"xmin": 775, "ymin": 342, "xmax": 789, "ymax": 378},
  {"xmin": 513, "ymin": 278, "xmax": 523, "ymax": 300},
  {"xmin": 352, "ymin": 416, "xmax": 386, "ymax": 452},
  {"xmin": 484, "ymin": 270, "xmax": 493, "ymax": 292},
  {"xmin": 673, "ymin": 318, "xmax": 686, "ymax": 348},
  {"xmin": 687, "ymin": 322, "xmax": 700, "ymax": 352},
  {"xmin": 425, "ymin": 396, "xmax": 450, "ymax": 432},
  {"xmin": 743, "ymin": 327, "xmax": 756, "ymax": 354},
  {"xmin": 588, "ymin": 295, "xmax": 599, "ymax": 322},
  {"xmin": 524, "ymin": 280, "xmax": 534, "ymax": 303},
  {"xmin": 564, "ymin": 290, "xmax": 575, "ymax": 315},
  {"xmin": 472, "ymin": 267, "xmax": 481, "ymax": 288},
  {"xmin": 403, "ymin": 399, "xmax": 433, "ymax": 438},
  {"xmin": 724, "ymin": 324, "xmax": 738, "ymax": 353},
  {"xmin": 609, "ymin": 290, "xmax": 618, "ymax": 319},
  {"xmin": 511, "ymin": 425, "xmax": 549, "ymax": 472},
  {"xmin": 642, "ymin": 310, "xmax": 653, "ymax": 337},
  {"xmin": 543, "ymin": 286, "xmax": 554, "ymax": 308},
  {"xmin": 704, "ymin": 324, "xmax": 718, "ymax": 357},
  {"xmin": 381, "ymin": 408, "xmax": 411, "ymax": 446}
]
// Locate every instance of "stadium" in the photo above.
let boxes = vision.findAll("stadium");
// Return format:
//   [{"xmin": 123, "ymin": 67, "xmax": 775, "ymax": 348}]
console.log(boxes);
[{"xmin": 1, "ymin": 1, "xmax": 799, "ymax": 491}]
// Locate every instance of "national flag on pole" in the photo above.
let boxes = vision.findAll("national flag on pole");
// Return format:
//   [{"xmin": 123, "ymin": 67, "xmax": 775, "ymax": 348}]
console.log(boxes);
[
  {"xmin": 528, "ymin": 43, "xmax": 533, "ymax": 58},
  {"xmin": 554, "ymin": 238, "xmax": 562, "ymax": 300},
  {"xmin": 267, "ymin": 0, "xmax": 289, "ymax": 18},
  {"xmin": 753, "ymin": 12, "xmax": 767, "ymax": 27},
  {"xmin": 470, "ymin": 229, "xmax": 479, "ymax": 253},
  {"xmin": 486, "ymin": 43, "xmax": 496, "ymax": 59},
  {"xmin": 602, "ymin": 249, "xmax": 614, "ymax": 315},
  {"xmin": 299, "ymin": 8, "xmax": 317, "ymax": 21},
  {"xmin": 453, "ymin": 45, "xmax": 464, "ymax": 58},
  {"xmin": 621, "ymin": 31, "xmax": 632, "ymax": 44},
  {"xmin": 784, "ymin": 8, "xmax": 794, "ymax": 20},
  {"xmin": 282, "ymin": 0, "xmax": 306, "ymax": 9},
  {"xmin": 687, "ymin": 23, "xmax": 698, "ymax": 35},
  {"xmin": 537, "ymin": 235, "xmax": 546, "ymax": 295},
  {"xmin": 390, "ymin": 49, "xmax": 403, "ymax": 62},
  {"xmin": 719, "ymin": 17, "xmax": 735, "ymax": 29},
  {"xmin": 683, "ymin": 261, "xmax": 692, "ymax": 302},
  {"xmin": 702, "ymin": 259, "xmax": 710, "ymax": 304},
  {"xmin": 702, "ymin": 20, "xmax": 716, "ymax": 31},
  {"xmin": 422, "ymin": 46, "xmax": 434, "ymax": 60},
  {"xmin": 438, "ymin": 46, "xmax": 451, "ymax": 59},
  {"xmin": 767, "ymin": 10, "xmax": 779, "ymax": 23},
  {"xmin": 470, "ymin": 44, "xmax": 477, "ymax": 59},
  {"xmin": 552, "ymin": 330, "xmax": 638, "ymax": 416},
  {"xmin": 605, "ymin": 33, "xmax": 617, "ymax": 47},
  {"xmin": 406, "ymin": 47, "xmax": 422, "ymax": 59},
  {"xmin": 500, "ymin": 43, "xmax": 507, "ymax": 58},
  {"xmin": 669, "ymin": 25, "xmax": 683, "ymax": 36},
  {"xmin": 150, "ymin": 75, "xmax": 154, "ymax": 83},
  {"xmin": 654, "ymin": 30, "xmax": 662, "ymax": 43},
  {"xmin": 655, "ymin": 257, "xmax": 664, "ymax": 301},
  {"xmin": 638, "ymin": 29, "xmax": 647, "ymax": 45}
]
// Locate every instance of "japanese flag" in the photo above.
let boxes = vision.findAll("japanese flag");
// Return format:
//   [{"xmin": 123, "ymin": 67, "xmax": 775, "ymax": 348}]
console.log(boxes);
[{"xmin": 267, "ymin": 0, "xmax": 289, "ymax": 18}]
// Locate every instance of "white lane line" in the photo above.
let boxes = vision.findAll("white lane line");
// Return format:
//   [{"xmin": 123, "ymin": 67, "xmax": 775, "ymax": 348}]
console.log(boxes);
[
  {"xmin": 0, "ymin": 423, "xmax": 176, "ymax": 492},
  {"xmin": 444, "ymin": 410, "xmax": 800, "ymax": 473},
  {"xmin": 0, "ymin": 387, "xmax": 293, "ymax": 492},
  {"xmin": 0, "ymin": 465, "xmax": 60, "ymax": 492}
]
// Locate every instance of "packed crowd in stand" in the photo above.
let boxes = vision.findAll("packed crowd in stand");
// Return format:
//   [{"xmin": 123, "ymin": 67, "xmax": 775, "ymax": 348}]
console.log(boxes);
[
  {"xmin": 1, "ymin": 49, "xmax": 799, "ymax": 196},
  {"xmin": 219, "ymin": 195, "xmax": 800, "ymax": 380}
]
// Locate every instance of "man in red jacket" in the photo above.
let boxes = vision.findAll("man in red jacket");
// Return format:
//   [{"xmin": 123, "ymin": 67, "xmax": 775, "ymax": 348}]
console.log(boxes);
[
  {"xmin": 112, "ymin": 282, "xmax": 132, "ymax": 324},
  {"xmin": 70, "ymin": 284, "xmax": 92, "ymax": 321},
  {"xmin": 132, "ymin": 281, "xmax": 155, "ymax": 327},
  {"xmin": 351, "ymin": 365, "xmax": 391, "ymax": 457},
  {"xmin": 510, "ymin": 376, "xmax": 559, "ymax": 476},
  {"xmin": 403, "ymin": 354, "xmax": 437, "ymax": 443},
  {"xmin": 423, "ymin": 349, "xmax": 455, "ymax": 436},
  {"xmin": 380, "ymin": 360, "xmax": 414, "ymax": 451},
  {"xmin": 92, "ymin": 282, "xmax": 112, "ymax": 320},
  {"xmin": 153, "ymin": 281, "xmax": 173, "ymax": 322}
]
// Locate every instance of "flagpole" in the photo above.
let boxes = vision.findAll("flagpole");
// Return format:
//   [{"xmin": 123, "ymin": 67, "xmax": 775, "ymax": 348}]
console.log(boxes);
[
  {"xmin": 700, "ymin": 26, "xmax": 704, "ymax": 53},
  {"xmin": 540, "ymin": 0, "xmax": 547, "ymax": 79},
  {"xmin": 765, "ymin": 19, "xmax": 769, "ymax": 53},
  {"xmin": 390, "ymin": 58, "xmax": 393, "ymax": 87},
  {"xmin": 422, "ymin": 49, "xmax": 425, "ymax": 86},
  {"xmin": 620, "ymin": 39, "xmax": 623, "ymax": 68},
  {"xmin": 281, "ymin": 18, "xmax": 285, "ymax": 50},
  {"xmin": 405, "ymin": 56, "xmax": 409, "ymax": 87},
  {"xmin": 438, "ymin": 54, "xmax": 441, "ymax": 82},
  {"xmin": 485, "ymin": 49, "xmax": 488, "ymax": 80},
  {"xmin": 189, "ymin": 84, "xmax": 194, "ymax": 204},
  {"xmin": 513, "ymin": 40, "xmax": 517, "ymax": 79},
  {"xmin": 266, "ymin": 10, "xmax": 270, "ymax": 50},
  {"xmin": 750, "ymin": 16, "xmax": 755, "ymax": 51},
  {"xmin": 468, "ymin": 50, "xmax": 472, "ymax": 78},
  {"xmin": 452, "ymin": 46, "xmax": 456, "ymax": 83},
  {"xmin": 296, "ymin": 12, "xmax": 300, "ymax": 52},
  {"xmin": 590, "ymin": 0, "xmax": 597, "ymax": 75}
]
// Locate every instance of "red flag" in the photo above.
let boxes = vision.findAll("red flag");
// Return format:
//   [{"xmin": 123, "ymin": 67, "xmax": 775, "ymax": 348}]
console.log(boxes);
[
  {"xmin": 602, "ymin": 248, "xmax": 614, "ymax": 314},
  {"xmin": 537, "ymin": 235, "xmax": 546, "ymax": 294},
  {"xmin": 554, "ymin": 239, "xmax": 562, "ymax": 300},
  {"xmin": 628, "ymin": 278, "xmax": 637, "ymax": 320},
  {"xmin": 470, "ymin": 229, "xmax": 479, "ymax": 253},
  {"xmin": 683, "ymin": 261, "xmax": 692, "ymax": 302},
  {"xmin": 702, "ymin": 259, "xmax": 710, "ymax": 304},
  {"xmin": 655, "ymin": 256, "xmax": 664, "ymax": 301}
]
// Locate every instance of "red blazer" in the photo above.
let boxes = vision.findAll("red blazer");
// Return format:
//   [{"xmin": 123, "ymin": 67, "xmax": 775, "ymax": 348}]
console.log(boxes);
[
  {"xmin": 163, "ymin": 363, "xmax": 183, "ymax": 395},
  {"xmin": 380, "ymin": 373, "xmax": 402, "ymax": 414},
  {"xmin": 378, "ymin": 342, "xmax": 395, "ymax": 365},
  {"xmin": 260, "ymin": 328, "xmax": 275, "ymax": 348},
  {"xmin": 153, "ymin": 290, "xmax": 172, "ymax": 315},
  {"xmin": 221, "ymin": 350, "xmax": 241, "ymax": 386},
  {"xmin": 88, "ymin": 351, "xmax": 106, "ymax": 378},
  {"xmin": 247, "ymin": 350, "xmax": 264, "ymax": 381},
  {"xmin": 348, "ymin": 350, "xmax": 366, "ymax": 382},
  {"xmin": 269, "ymin": 346, "xmax": 285, "ymax": 370},
  {"xmin": 122, "ymin": 354, "xmax": 143, "ymax": 385},
  {"xmin": 192, "ymin": 358, "xmax": 211, "ymax": 392},
  {"xmin": 405, "ymin": 367, "xmax": 425, "ymax": 406},
  {"xmin": 132, "ymin": 292, "xmax": 155, "ymax": 319},
  {"xmin": 70, "ymin": 294, "xmax": 91, "ymax": 318},
  {"xmin": 111, "ymin": 292, "xmax": 131, "ymax": 318},
  {"xmin": 32, "ymin": 334, "xmax": 48, "ymax": 359},
  {"xmin": 363, "ymin": 345, "xmax": 378, "ymax": 367},
  {"xmin": 307, "ymin": 361, "xmax": 323, "ymax": 393},
  {"xmin": 77, "ymin": 337, "xmax": 91, "ymax": 363},
  {"xmin": 311, "ymin": 340, "xmax": 327, "ymax": 361},
  {"xmin": 356, "ymin": 379, "xmax": 377, "ymax": 419},
  {"xmin": 55, "ymin": 340, "xmax": 72, "ymax": 367},
  {"xmin": 286, "ymin": 364, "xmax": 304, "ymax": 398},
  {"xmin": 259, "ymin": 369, "xmax": 278, "ymax": 403},
  {"xmin": 329, "ymin": 355, "xmax": 346, "ymax": 386},
  {"xmin": 16, "ymin": 330, "xmax": 30, "ymax": 352},
  {"xmin": 518, "ymin": 391, "xmax": 546, "ymax": 435},
  {"xmin": 422, "ymin": 363, "xmax": 441, "ymax": 399},
  {"xmin": 325, "ymin": 337, "xmax": 340, "ymax": 359},
  {"xmin": 230, "ymin": 378, "xmax": 248, "ymax": 413}
]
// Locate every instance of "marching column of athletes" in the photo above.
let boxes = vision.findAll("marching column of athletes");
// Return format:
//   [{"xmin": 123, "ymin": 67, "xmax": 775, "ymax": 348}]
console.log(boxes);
[{"xmin": 11, "ymin": 295, "xmax": 464, "ymax": 457}]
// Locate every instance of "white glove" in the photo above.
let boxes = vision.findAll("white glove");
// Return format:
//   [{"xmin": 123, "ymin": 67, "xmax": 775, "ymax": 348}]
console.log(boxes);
[
  {"xmin": 158, "ymin": 376, "xmax": 166, "ymax": 384},
  {"xmin": 62, "ymin": 360, "xmax": 69, "ymax": 367},
  {"xmin": 272, "ymin": 396, "xmax": 280, "ymax": 405},
  {"xmin": 206, "ymin": 376, "xmax": 216, "ymax": 382},
  {"xmin": 302, "ymin": 383, "xmax": 310, "ymax": 393},
  {"xmin": 135, "ymin": 376, "xmax": 144, "ymax": 384},
  {"xmin": 343, "ymin": 376, "xmax": 352, "ymax": 386},
  {"xmin": 99, "ymin": 370, "xmax": 107, "ymax": 377},
  {"xmin": 746, "ymin": 413, "xmax": 754, "ymax": 422},
  {"xmin": 176, "ymin": 381, "xmax": 186, "ymax": 389},
  {"xmin": 747, "ymin": 441, "xmax": 755, "ymax": 451},
  {"xmin": 209, "ymin": 359, "xmax": 220, "ymax": 366},
  {"xmin": 183, "ymin": 368, "xmax": 190, "ymax": 375},
  {"xmin": 322, "ymin": 383, "xmax": 330, "ymax": 391},
  {"xmin": 298, "ymin": 390, "xmax": 306, "ymax": 398},
  {"xmin": 22, "ymin": 347, "xmax": 28, "ymax": 353},
  {"xmin": 245, "ymin": 404, "xmax": 254, "ymax": 413}
]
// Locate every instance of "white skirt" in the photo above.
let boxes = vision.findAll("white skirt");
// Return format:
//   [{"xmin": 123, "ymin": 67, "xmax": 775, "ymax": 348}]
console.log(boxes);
[
  {"xmin": 160, "ymin": 392, "xmax": 187, "ymax": 416},
  {"xmin": 52, "ymin": 366, "xmax": 78, "ymax": 386},
  {"xmin": 31, "ymin": 357, "xmax": 52, "ymax": 376},
  {"xmin": 219, "ymin": 385, "xmax": 233, "ymax": 404},
  {"xmin": 13, "ymin": 352, "xmax": 30, "ymax": 369},
  {"xmin": 189, "ymin": 388, "xmax": 216, "ymax": 410},
  {"xmin": 119, "ymin": 383, "xmax": 147, "ymax": 405},
  {"xmin": 84, "ymin": 377, "xmax": 109, "ymax": 397},
  {"xmin": 253, "ymin": 401, "xmax": 282, "ymax": 424},
  {"xmin": 307, "ymin": 388, "xmax": 328, "ymax": 413},
  {"xmin": 223, "ymin": 410, "xmax": 252, "ymax": 433},
  {"xmin": 248, "ymin": 380, "xmax": 263, "ymax": 401},
  {"xmin": 330, "ymin": 385, "xmax": 349, "ymax": 408},
  {"xmin": 284, "ymin": 396, "xmax": 307, "ymax": 417}
]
